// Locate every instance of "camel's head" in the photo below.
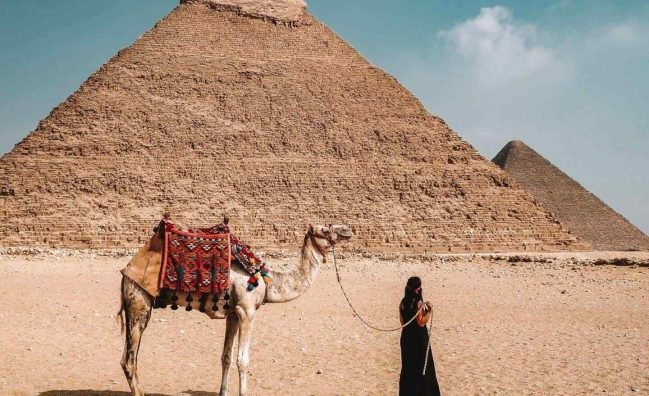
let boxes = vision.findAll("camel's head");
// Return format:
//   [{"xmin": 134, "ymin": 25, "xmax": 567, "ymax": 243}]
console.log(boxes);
[{"xmin": 307, "ymin": 224, "xmax": 353, "ymax": 254}]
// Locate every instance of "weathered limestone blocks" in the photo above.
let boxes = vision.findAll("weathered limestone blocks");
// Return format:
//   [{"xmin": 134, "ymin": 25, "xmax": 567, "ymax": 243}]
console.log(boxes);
[
  {"xmin": 180, "ymin": 0, "xmax": 306, "ymax": 24},
  {"xmin": 0, "ymin": 2, "xmax": 582, "ymax": 252}
]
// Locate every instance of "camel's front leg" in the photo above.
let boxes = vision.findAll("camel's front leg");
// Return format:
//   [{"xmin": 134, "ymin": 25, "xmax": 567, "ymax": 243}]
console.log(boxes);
[
  {"xmin": 220, "ymin": 312, "xmax": 239, "ymax": 396},
  {"xmin": 120, "ymin": 277, "xmax": 152, "ymax": 396},
  {"xmin": 236, "ymin": 307, "xmax": 255, "ymax": 396}
]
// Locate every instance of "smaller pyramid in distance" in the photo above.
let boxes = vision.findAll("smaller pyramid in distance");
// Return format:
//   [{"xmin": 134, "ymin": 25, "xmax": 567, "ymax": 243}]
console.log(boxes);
[{"xmin": 493, "ymin": 140, "xmax": 649, "ymax": 251}]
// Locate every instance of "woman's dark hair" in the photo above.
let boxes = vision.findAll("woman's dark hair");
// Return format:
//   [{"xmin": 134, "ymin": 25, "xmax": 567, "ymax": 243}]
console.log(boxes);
[{"xmin": 402, "ymin": 276, "xmax": 423, "ymax": 312}]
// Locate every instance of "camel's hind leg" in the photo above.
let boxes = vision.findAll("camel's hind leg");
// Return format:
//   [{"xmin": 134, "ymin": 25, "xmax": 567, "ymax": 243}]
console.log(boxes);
[
  {"xmin": 219, "ymin": 312, "xmax": 240, "ymax": 396},
  {"xmin": 235, "ymin": 307, "xmax": 255, "ymax": 396},
  {"xmin": 120, "ymin": 276, "xmax": 153, "ymax": 396}
]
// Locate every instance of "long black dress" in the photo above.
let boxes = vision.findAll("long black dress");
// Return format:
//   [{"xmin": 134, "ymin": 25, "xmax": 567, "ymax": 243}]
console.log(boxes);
[{"xmin": 399, "ymin": 301, "xmax": 441, "ymax": 396}]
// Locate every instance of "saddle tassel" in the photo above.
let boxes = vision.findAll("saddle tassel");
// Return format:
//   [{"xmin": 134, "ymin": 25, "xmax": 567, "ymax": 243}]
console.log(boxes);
[
  {"xmin": 171, "ymin": 265, "xmax": 184, "ymax": 311},
  {"xmin": 224, "ymin": 291, "xmax": 231, "ymax": 310},
  {"xmin": 185, "ymin": 292, "xmax": 193, "ymax": 312},
  {"xmin": 210, "ymin": 262, "xmax": 219, "ymax": 312},
  {"xmin": 171, "ymin": 290, "xmax": 179, "ymax": 310},
  {"xmin": 211, "ymin": 293, "xmax": 220, "ymax": 312}
]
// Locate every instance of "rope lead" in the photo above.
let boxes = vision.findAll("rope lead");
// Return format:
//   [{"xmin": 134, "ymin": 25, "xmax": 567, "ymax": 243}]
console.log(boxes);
[
  {"xmin": 332, "ymin": 246, "xmax": 435, "ymax": 376},
  {"xmin": 332, "ymin": 246, "xmax": 423, "ymax": 332},
  {"xmin": 422, "ymin": 313, "xmax": 433, "ymax": 375}
]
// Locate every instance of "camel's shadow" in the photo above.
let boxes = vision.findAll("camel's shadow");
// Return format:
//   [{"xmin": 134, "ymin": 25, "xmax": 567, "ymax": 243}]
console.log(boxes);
[{"xmin": 39, "ymin": 391, "xmax": 217, "ymax": 396}]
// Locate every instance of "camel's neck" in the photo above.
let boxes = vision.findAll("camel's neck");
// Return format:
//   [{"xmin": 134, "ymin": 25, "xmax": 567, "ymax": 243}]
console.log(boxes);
[{"xmin": 264, "ymin": 236, "xmax": 324, "ymax": 303}]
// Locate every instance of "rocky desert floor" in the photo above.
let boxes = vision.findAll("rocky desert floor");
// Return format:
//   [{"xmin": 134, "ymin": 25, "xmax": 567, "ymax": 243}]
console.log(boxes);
[{"xmin": 0, "ymin": 250, "xmax": 648, "ymax": 396}]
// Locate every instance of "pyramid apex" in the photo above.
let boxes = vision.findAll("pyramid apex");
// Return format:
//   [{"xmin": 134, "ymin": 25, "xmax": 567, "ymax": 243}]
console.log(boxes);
[
  {"xmin": 493, "ymin": 140, "xmax": 533, "ymax": 168},
  {"xmin": 506, "ymin": 140, "xmax": 527, "ymax": 148},
  {"xmin": 181, "ymin": 0, "xmax": 307, "ymax": 23}
]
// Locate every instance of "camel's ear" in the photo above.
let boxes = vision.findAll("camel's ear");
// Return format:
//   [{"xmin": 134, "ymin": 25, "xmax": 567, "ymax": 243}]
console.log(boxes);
[
  {"xmin": 223, "ymin": 214, "xmax": 229, "ymax": 225},
  {"xmin": 307, "ymin": 224, "xmax": 314, "ymax": 234}
]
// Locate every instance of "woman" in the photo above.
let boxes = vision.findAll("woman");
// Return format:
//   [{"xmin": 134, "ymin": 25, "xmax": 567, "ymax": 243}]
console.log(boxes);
[{"xmin": 399, "ymin": 276, "xmax": 441, "ymax": 396}]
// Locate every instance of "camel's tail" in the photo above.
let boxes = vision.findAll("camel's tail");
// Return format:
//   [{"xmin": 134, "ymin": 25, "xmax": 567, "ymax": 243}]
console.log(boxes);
[{"xmin": 116, "ymin": 277, "xmax": 125, "ymax": 334}]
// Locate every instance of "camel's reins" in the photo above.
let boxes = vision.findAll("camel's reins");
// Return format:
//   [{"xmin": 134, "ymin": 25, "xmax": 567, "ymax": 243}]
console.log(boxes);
[{"xmin": 331, "ymin": 246, "xmax": 433, "ymax": 375}]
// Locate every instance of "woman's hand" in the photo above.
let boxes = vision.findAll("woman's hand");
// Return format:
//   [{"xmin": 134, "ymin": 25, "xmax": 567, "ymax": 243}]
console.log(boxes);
[{"xmin": 417, "ymin": 300, "xmax": 433, "ymax": 327}]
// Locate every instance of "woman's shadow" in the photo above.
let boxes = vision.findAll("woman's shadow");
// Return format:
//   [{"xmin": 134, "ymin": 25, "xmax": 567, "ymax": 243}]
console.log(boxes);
[{"xmin": 39, "ymin": 391, "xmax": 217, "ymax": 396}]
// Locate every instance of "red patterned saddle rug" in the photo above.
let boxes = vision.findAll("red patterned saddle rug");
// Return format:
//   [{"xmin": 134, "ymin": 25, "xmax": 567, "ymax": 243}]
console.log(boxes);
[
  {"xmin": 157, "ymin": 219, "xmax": 271, "ymax": 306},
  {"xmin": 159, "ymin": 224, "xmax": 231, "ymax": 294}
]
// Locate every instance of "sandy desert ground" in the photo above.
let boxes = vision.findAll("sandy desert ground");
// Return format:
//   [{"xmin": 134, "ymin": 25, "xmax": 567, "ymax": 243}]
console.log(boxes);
[{"xmin": 0, "ymin": 250, "xmax": 648, "ymax": 396}]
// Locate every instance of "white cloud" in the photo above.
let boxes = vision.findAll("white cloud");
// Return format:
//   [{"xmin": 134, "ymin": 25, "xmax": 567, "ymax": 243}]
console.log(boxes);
[
  {"xmin": 601, "ymin": 20, "xmax": 649, "ymax": 46},
  {"xmin": 438, "ymin": 6, "xmax": 559, "ymax": 86},
  {"xmin": 606, "ymin": 23, "xmax": 637, "ymax": 44}
]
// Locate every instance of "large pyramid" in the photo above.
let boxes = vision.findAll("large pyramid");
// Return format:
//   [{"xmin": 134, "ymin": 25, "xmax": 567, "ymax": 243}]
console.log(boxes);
[
  {"xmin": 0, "ymin": 0, "xmax": 580, "ymax": 252},
  {"xmin": 493, "ymin": 140, "xmax": 649, "ymax": 251}
]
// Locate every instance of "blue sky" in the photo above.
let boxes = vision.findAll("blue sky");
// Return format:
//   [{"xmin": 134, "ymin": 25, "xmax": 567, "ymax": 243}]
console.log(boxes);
[{"xmin": 1, "ymin": 0, "xmax": 648, "ymax": 234}]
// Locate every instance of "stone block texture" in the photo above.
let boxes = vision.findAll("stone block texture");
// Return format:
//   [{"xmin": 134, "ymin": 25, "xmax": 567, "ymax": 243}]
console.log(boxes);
[
  {"xmin": 493, "ymin": 141, "xmax": 649, "ymax": 251},
  {"xmin": 0, "ymin": 2, "xmax": 582, "ymax": 252}
]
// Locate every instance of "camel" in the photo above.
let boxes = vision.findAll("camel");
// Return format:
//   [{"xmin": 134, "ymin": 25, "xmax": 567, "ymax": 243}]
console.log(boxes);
[{"xmin": 118, "ymin": 223, "xmax": 353, "ymax": 396}]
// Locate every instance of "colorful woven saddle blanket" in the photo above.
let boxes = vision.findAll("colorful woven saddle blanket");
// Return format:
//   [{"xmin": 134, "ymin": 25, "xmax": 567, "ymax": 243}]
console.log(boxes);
[{"xmin": 158, "ymin": 220, "xmax": 271, "ymax": 294}]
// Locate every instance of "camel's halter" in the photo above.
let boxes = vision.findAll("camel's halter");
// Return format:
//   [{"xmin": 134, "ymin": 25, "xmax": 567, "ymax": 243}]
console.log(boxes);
[{"xmin": 311, "ymin": 227, "xmax": 434, "ymax": 375}]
